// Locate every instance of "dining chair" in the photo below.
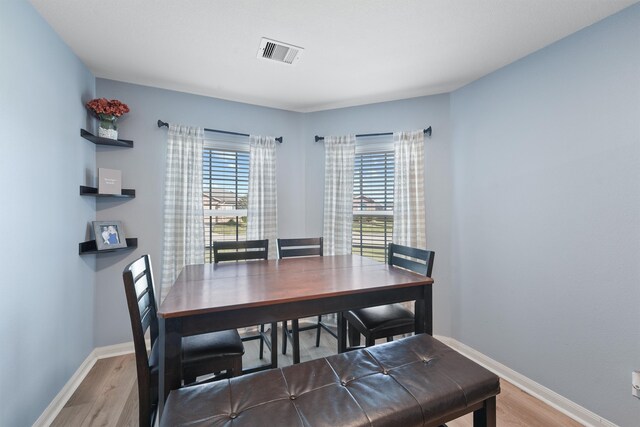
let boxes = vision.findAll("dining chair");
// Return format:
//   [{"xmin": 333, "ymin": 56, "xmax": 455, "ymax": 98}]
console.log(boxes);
[
  {"xmin": 277, "ymin": 237, "xmax": 333, "ymax": 364},
  {"xmin": 344, "ymin": 243, "xmax": 435, "ymax": 348},
  {"xmin": 122, "ymin": 254, "xmax": 244, "ymax": 427},
  {"xmin": 212, "ymin": 239, "xmax": 277, "ymax": 364}
]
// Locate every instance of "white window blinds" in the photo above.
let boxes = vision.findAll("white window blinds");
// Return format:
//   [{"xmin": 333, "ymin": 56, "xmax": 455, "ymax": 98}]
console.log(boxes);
[
  {"xmin": 202, "ymin": 147, "xmax": 249, "ymax": 263},
  {"xmin": 352, "ymin": 150, "xmax": 394, "ymax": 261}
]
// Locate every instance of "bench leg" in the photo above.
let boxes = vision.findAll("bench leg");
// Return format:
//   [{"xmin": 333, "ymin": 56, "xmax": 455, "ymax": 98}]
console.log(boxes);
[{"xmin": 473, "ymin": 396, "xmax": 496, "ymax": 427}]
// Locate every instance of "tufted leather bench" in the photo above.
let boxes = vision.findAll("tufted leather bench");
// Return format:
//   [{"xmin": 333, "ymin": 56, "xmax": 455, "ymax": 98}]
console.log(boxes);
[{"xmin": 160, "ymin": 334, "xmax": 500, "ymax": 427}]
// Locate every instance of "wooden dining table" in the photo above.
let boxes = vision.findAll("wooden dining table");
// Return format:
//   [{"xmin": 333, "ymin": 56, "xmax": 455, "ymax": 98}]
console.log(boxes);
[{"xmin": 156, "ymin": 254, "xmax": 434, "ymax": 417}]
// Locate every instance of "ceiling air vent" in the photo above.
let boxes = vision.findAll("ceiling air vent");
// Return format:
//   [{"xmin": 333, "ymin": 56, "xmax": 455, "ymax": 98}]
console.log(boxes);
[{"xmin": 257, "ymin": 38, "xmax": 304, "ymax": 65}]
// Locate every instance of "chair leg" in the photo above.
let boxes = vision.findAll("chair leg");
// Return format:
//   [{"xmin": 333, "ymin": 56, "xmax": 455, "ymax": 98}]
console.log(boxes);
[
  {"xmin": 230, "ymin": 355, "xmax": 242, "ymax": 377},
  {"xmin": 348, "ymin": 322, "xmax": 361, "ymax": 347},
  {"xmin": 315, "ymin": 315, "xmax": 322, "ymax": 347},
  {"xmin": 259, "ymin": 324, "xmax": 265, "ymax": 359},
  {"xmin": 139, "ymin": 384, "xmax": 152, "ymax": 427},
  {"xmin": 270, "ymin": 322, "xmax": 278, "ymax": 369},
  {"xmin": 365, "ymin": 335, "xmax": 375, "ymax": 347},
  {"xmin": 282, "ymin": 320, "xmax": 289, "ymax": 355},
  {"xmin": 292, "ymin": 319, "xmax": 300, "ymax": 364}
]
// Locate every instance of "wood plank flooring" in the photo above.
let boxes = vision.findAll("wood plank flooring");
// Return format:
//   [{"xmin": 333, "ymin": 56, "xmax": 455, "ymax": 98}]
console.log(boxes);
[{"xmin": 53, "ymin": 323, "xmax": 583, "ymax": 426}]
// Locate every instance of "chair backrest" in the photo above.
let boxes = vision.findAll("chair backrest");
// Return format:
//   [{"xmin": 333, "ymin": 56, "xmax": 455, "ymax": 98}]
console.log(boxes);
[
  {"xmin": 277, "ymin": 237, "xmax": 323, "ymax": 259},
  {"xmin": 122, "ymin": 254, "xmax": 159, "ymax": 426},
  {"xmin": 387, "ymin": 243, "xmax": 435, "ymax": 277},
  {"xmin": 213, "ymin": 239, "xmax": 269, "ymax": 263}
]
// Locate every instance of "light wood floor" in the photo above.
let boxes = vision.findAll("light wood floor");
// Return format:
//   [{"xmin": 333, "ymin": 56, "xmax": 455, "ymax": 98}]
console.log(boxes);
[{"xmin": 53, "ymin": 325, "xmax": 583, "ymax": 426}]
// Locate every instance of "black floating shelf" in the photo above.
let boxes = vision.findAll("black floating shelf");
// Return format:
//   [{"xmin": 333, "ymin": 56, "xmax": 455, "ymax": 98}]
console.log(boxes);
[
  {"xmin": 80, "ymin": 129, "xmax": 134, "ymax": 148},
  {"xmin": 79, "ymin": 238, "xmax": 138, "ymax": 255},
  {"xmin": 79, "ymin": 185, "xmax": 136, "ymax": 198}
]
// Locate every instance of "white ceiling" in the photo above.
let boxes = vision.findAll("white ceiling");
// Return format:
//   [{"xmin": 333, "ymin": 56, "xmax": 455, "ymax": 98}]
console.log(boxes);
[{"xmin": 30, "ymin": 0, "xmax": 637, "ymax": 113}]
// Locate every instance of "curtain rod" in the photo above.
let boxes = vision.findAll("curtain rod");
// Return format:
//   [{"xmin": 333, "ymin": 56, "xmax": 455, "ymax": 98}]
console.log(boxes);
[
  {"xmin": 314, "ymin": 126, "xmax": 431, "ymax": 142},
  {"xmin": 157, "ymin": 120, "xmax": 283, "ymax": 143}
]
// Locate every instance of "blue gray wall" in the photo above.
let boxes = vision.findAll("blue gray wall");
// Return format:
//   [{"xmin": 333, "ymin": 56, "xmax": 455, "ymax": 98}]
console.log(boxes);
[
  {"xmin": 0, "ymin": 1, "xmax": 96, "ymax": 425},
  {"xmin": 93, "ymin": 79, "xmax": 306, "ymax": 346},
  {"xmin": 450, "ymin": 4, "xmax": 640, "ymax": 426}
]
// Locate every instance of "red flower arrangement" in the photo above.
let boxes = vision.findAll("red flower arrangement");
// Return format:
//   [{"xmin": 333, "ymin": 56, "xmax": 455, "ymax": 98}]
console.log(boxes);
[{"xmin": 86, "ymin": 98, "xmax": 130, "ymax": 118}]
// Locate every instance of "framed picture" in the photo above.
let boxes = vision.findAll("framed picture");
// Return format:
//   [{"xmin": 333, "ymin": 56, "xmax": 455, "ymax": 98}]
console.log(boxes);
[{"xmin": 92, "ymin": 221, "xmax": 127, "ymax": 250}]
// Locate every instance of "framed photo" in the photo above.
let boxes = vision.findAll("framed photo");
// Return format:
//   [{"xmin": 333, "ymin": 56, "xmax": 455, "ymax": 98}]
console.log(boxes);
[{"xmin": 92, "ymin": 221, "xmax": 127, "ymax": 250}]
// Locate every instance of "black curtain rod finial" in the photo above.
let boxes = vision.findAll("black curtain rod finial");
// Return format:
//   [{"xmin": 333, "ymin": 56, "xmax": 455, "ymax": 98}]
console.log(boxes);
[
  {"xmin": 157, "ymin": 120, "xmax": 169, "ymax": 128},
  {"xmin": 425, "ymin": 126, "xmax": 432, "ymax": 137}
]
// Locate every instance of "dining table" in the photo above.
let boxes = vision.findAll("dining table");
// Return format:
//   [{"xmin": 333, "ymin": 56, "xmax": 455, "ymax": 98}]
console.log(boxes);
[{"xmin": 156, "ymin": 254, "xmax": 434, "ymax": 418}]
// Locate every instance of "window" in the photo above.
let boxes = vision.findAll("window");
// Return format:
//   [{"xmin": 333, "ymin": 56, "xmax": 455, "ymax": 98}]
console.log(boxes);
[
  {"xmin": 203, "ymin": 146, "xmax": 249, "ymax": 263},
  {"xmin": 352, "ymin": 150, "xmax": 394, "ymax": 262}
]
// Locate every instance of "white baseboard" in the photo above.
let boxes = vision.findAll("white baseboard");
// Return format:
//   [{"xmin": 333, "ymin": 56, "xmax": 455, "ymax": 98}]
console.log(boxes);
[
  {"xmin": 33, "ymin": 342, "xmax": 136, "ymax": 427},
  {"xmin": 434, "ymin": 335, "xmax": 618, "ymax": 427},
  {"xmin": 93, "ymin": 341, "xmax": 136, "ymax": 359}
]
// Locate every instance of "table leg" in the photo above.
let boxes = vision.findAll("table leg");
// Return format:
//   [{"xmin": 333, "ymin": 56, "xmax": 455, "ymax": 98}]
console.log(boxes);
[
  {"xmin": 158, "ymin": 317, "xmax": 182, "ymax": 419},
  {"xmin": 414, "ymin": 284, "xmax": 433, "ymax": 335},
  {"xmin": 337, "ymin": 312, "xmax": 347, "ymax": 353}
]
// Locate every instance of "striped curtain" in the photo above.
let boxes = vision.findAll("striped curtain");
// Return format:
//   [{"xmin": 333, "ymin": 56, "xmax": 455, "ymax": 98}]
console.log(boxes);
[
  {"xmin": 247, "ymin": 135, "xmax": 278, "ymax": 259},
  {"xmin": 323, "ymin": 135, "xmax": 356, "ymax": 255},
  {"xmin": 160, "ymin": 124, "xmax": 205, "ymax": 300},
  {"xmin": 393, "ymin": 130, "xmax": 426, "ymax": 248}
]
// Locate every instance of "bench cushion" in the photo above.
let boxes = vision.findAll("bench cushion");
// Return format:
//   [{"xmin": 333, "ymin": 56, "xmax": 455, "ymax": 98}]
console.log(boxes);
[{"xmin": 161, "ymin": 334, "xmax": 500, "ymax": 427}]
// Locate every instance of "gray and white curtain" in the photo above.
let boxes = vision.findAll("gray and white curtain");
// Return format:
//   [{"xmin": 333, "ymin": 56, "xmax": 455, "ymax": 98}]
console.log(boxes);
[
  {"xmin": 393, "ymin": 130, "xmax": 426, "ymax": 248},
  {"xmin": 160, "ymin": 124, "xmax": 205, "ymax": 300},
  {"xmin": 323, "ymin": 135, "xmax": 356, "ymax": 255},
  {"xmin": 247, "ymin": 135, "xmax": 278, "ymax": 259}
]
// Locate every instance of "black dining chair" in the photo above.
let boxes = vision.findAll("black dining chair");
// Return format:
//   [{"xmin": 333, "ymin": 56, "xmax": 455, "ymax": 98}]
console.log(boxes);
[
  {"xmin": 344, "ymin": 243, "xmax": 435, "ymax": 348},
  {"xmin": 122, "ymin": 254, "xmax": 244, "ymax": 427},
  {"xmin": 277, "ymin": 237, "xmax": 333, "ymax": 364},
  {"xmin": 212, "ymin": 239, "xmax": 277, "ymax": 365}
]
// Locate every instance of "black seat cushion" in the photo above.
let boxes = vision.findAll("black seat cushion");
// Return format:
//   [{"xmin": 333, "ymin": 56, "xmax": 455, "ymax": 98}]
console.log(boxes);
[
  {"xmin": 149, "ymin": 329, "xmax": 244, "ymax": 375},
  {"xmin": 183, "ymin": 330, "xmax": 244, "ymax": 363},
  {"xmin": 350, "ymin": 303, "xmax": 414, "ymax": 332}
]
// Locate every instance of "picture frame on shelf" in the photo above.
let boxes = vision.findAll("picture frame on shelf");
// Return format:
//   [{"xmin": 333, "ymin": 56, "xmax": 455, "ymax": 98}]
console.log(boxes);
[{"xmin": 92, "ymin": 220, "xmax": 127, "ymax": 250}]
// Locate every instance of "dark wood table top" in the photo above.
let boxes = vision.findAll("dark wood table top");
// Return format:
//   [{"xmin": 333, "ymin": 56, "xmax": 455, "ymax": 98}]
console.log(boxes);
[{"xmin": 158, "ymin": 255, "xmax": 433, "ymax": 319}]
